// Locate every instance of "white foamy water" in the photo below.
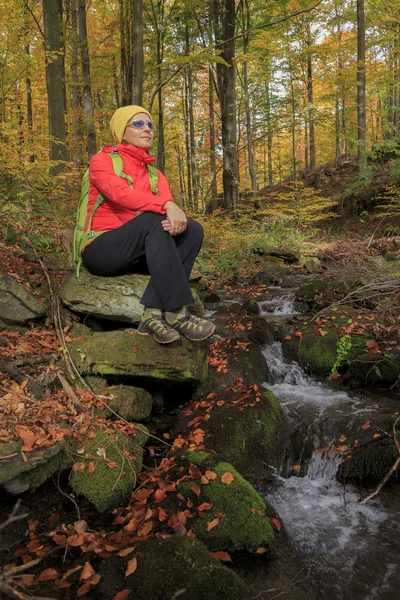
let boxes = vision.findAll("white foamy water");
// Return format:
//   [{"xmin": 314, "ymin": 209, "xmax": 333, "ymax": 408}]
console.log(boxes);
[{"xmin": 259, "ymin": 293, "xmax": 299, "ymax": 315}]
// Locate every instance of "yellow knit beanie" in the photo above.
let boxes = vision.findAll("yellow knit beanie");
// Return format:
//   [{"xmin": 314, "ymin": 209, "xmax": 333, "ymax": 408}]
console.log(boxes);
[{"xmin": 110, "ymin": 105, "xmax": 152, "ymax": 143}]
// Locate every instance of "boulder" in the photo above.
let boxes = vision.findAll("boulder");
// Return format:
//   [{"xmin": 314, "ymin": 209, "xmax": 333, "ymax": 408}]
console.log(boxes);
[
  {"xmin": 177, "ymin": 458, "xmax": 282, "ymax": 553},
  {"xmin": 97, "ymin": 537, "xmax": 250, "ymax": 600},
  {"xmin": 86, "ymin": 377, "xmax": 153, "ymax": 421},
  {"xmin": 70, "ymin": 426, "xmax": 148, "ymax": 513},
  {"xmin": 61, "ymin": 269, "xmax": 204, "ymax": 324},
  {"xmin": 349, "ymin": 354, "xmax": 400, "ymax": 385},
  {"xmin": 176, "ymin": 388, "xmax": 288, "ymax": 480},
  {"xmin": 0, "ymin": 274, "xmax": 46, "ymax": 325},
  {"xmin": 0, "ymin": 440, "xmax": 73, "ymax": 494},
  {"xmin": 68, "ymin": 329, "xmax": 209, "ymax": 386}
]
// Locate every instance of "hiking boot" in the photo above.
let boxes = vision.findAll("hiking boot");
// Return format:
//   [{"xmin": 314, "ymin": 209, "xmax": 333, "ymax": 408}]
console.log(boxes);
[
  {"xmin": 137, "ymin": 308, "xmax": 180, "ymax": 344},
  {"xmin": 165, "ymin": 307, "xmax": 215, "ymax": 341}
]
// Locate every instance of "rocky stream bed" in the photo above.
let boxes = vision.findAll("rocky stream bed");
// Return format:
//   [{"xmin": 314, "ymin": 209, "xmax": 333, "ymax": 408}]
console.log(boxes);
[{"xmin": 0, "ymin": 257, "xmax": 399, "ymax": 599}]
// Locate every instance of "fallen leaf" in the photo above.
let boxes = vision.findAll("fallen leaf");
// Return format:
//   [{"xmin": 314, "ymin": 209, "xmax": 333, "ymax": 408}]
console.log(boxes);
[
  {"xmin": 205, "ymin": 470, "xmax": 217, "ymax": 480},
  {"xmin": 255, "ymin": 547, "xmax": 269, "ymax": 554},
  {"xmin": 190, "ymin": 485, "xmax": 201, "ymax": 497},
  {"xmin": 271, "ymin": 518, "xmax": 281, "ymax": 532},
  {"xmin": 74, "ymin": 520, "xmax": 88, "ymax": 535},
  {"xmin": 361, "ymin": 421, "xmax": 371, "ymax": 431},
  {"xmin": 198, "ymin": 503, "xmax": 212, "ymax": 511},
  {"xmin": 113, "ymin": 591, "xmax": 131, "ymax": 600},
  {"xmin": 38, "ymin": 568, "xmax": 59, "ymax": 582},
  {"xmin": 81, "ymin": 562, "xmax": 95, "ymax": 581},
  {"xmin": 221, "ymin": 472, "xmax": 234, "ymax": 485},
  {"xmin": 211, "ymin": 551, "xmax": 232, "ymax": 562},
  {"xmin": 77, "ymin": 582, "xmax": 91, "ymax": 597},
  {"xmin": 125, "ymin": 557, "xmax": 138, "ymax": 577},
  {"xmin": 284, "ymin": 335, "xmax": 292, "ymax": 341},
  {"xmin": 118, "ymin": 547, "xmax": 135, "ymax": 558},
  {"xmin": 206, "ymin": 518, "xmax": 219, "ymax": 531}
]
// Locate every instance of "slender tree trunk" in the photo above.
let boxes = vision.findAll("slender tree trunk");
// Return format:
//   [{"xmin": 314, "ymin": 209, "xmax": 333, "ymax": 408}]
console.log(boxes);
[
  {"xmin": 185, "ymin": 24, "xmax": 198, "ymax": 211},
  {"xmin": 335, "ymin": 97, "xmax": 340, "ymax": 160},
  {"xmin": 132, "ymin": 0, "xmax": 143, "ymax": 104},
  {"xmin": 243, "ymin": 0, "xmax": 257, "ymax": 200},
  {"xmin": 119, "ymin": 0, "xmax": 133, "ymax": 105},
  {"xmin": 43, "ymin": 0, "xmax": 68, "ymax": 172},
  {"xmin": 25, "ymin": 44, "xmax": 34, "ymax": 162},
  {"xmin": 357, "ymin": 0, "xmax": 367, "ymax": 175},
  {"xmin": 112, "ymin": 56, "xmax": 120, "ymax": 107},
  {"xmin": 306, "ymin": 20, "xmax": 315, "ymax": 170},
  {"xmin": 335, "ymin": 1, "xmax": 347, "ymax": 158},
  {"xmin": 175, "ymin": 144, "xmax": 186, "ymax": 208},
  {"xmin": 78, "ymin": 0, "xmax": 96, "ymax": 158},
  {"xmin": 183, "ymin": 79, "xmax": 193, "ymax": 211},
  {"xmin": 213, "ymin": 0, "xmax": 239, "ymax": 212},
  {"xmin": 209, "ymin": 65, "xmax": 218, "ymax": 208},
  {"xmin": 71, "ymin": 0, "xmax": 82, "ymax": 166},
  {"xmin": 266, "ymin": 80, "xmax": 273, "ymax": 185}
]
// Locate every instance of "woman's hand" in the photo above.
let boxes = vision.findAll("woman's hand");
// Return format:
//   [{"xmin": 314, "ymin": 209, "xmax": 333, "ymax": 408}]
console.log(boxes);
[{"xmin": 162, "ymin": 201, "xmax": 187, "ymax": 236}]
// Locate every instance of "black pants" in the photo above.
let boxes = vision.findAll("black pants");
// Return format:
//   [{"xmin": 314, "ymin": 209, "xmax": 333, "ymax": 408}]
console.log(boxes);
[{"xmin": 82, "ymin": 212, "xmax": 204, "ymax": 311}]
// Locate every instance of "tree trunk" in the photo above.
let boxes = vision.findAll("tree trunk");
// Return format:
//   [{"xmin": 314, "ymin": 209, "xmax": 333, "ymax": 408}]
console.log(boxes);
[
  {"xmin": 183, "ymin": 79, "xmax": 193, "ymax": 211},
  {"xmin": 25, "ymin": 44, "xmax": 34, "ymax": 163},
  {"xmin": 266, "ymin": 80, "xmax": 273, "ymax": 185},
  {"xmin": 185, "ymin": 24, "xmax": 198, "ymax": 211},
  {"xmin": 78, "ymin": 0, "xmax": 96, "ymax": 159},
  {"xmin": 70, "ymin": 0, "xmax": 82, "ymax": 167},
  {"xmin": 209, "ymin": 65, "xmax": 218, "ymax": 209},
  {"xmin": 243, "ymin": 0, "xmax": 257, "ymax": 200},
  {"xmin": 213, "ymin": 0, "xmax": 239, "ymax": 212},
  {"xmin": 119, "ymin": 0, "xmax": 133, "ymax": 105},
  {"xmin": 306, "ymin": 20, "xmax": 315, "ymax": 170},
  {"xmin": 132, "ymin": 0, "xmax": 143, "ymax": 104},
  {"xmin": 43, "ymin": 0, "xmax": 68, "ymax": 172},
  {"xmin": 357, "ymin": 0, "xmax": 367, "ymax": 175}
]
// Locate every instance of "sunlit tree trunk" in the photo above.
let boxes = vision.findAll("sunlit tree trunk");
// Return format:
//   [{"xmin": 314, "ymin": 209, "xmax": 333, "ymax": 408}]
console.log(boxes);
[
  {"xmin": 78, "ymin": 0, "xmax": 96, "ymax": 158},
  {"xmin": 266, "ymin": 80, "xmax": 273, "ymax": 185},
  {"xmin": 185, "ymin": 24, "xmax": 198, "ymax": 210},
  {"xmin": 70, "ymin": 0, "xmax": 82, "ymax": 166},
  {"xmin": 242, "ymin": 0, "xmax": 256, "ymax": 200},
  {"xmin": 357, "ymin": 0, "xmax": 367, "ymax": 175},
  {"xmin": 43, "ymin": 0, "xmax": 68, "ymax": 172},
  {"xmin": 132, "ymin": 0, "xmax": 143, "ymax": 104},
  {"xmin": 209, "ymin": 66, "xmax": 218, "ymax": 208},
  {"xmin": 306, "ymin": 20, "xmax": 315, "ymax": 170},
  {"xmin": 183, "ymin": 79, "xmax": 193, "ymax": 211},
  {"xmin": 120, "ymin": 0, "xmax": 133, "ymax": 105},
  {"xmin": 25, "ymin": 43, "xmax": 34, "ymax": 162}
]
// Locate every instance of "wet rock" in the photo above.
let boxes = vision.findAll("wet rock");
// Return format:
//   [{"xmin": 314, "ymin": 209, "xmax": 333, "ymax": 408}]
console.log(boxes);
[
  {"xmin": 348, "ymin": 354, "xmax": 400, "ymax": 385},
  {"xmin": 0, "ymin": 274, "xmax": 46, "ymax": 325},
  {"xmin": 0, "ymin": 441, "xmax": 67, "ymax": 492},
  {"xmin": 242, "ymin": 298, "xmax": 260, "ymax": 315},
  {"xmin": 176, "ymin": 388, "xmax": 288, "ymax": 481},
  {"xmin": 250, "ymin": 259, "xmax": 291, "ymax": 286},
  {"xmin": 86, "ymin": 376, "xmax": 153, "ymax": 420},
  {"xmin": 68, "ymin": 328, "xmax": 209, "ymax": 387},
  {"xmin": 203, "ymin": 291, "xmax": 222, "ymax": 304},
  {"xmin": 61, "ymin": 269, "xmax": 204, "ymax": 324},
  {"xmin": 70, "ymin": 426, "xmax": 148, "ymax": 513},
  {"xmin": 97, "ymin": 537, "xmax": 250, "ymax": 600},
  {"xmin": 177, "ymin": 456, "xmax": 283, "ymax": 553}
]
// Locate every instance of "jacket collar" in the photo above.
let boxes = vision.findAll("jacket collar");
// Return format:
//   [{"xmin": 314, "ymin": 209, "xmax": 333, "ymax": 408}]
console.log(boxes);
[{"xmin": 114, "ymin": 143, "xmax": 156, "ymax": 165}]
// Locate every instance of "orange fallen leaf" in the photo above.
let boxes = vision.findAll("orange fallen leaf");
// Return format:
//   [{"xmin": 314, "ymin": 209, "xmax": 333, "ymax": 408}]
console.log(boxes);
[
  {"xmin": 190, "ymin": 484, "xmax": 201, "ymax": 497},
  {"xmin": 284, "ymin": 335, "xmax": 292, "ymax": 341},
  {"xmin": 113, "ymin": 591, "xmax": 131, "ymax": 600},
  {"xmin": 211, "ymin": 551, "xmax": 232, "ymax": 562},
  {"xmin": 38, "ymin": 568, "xmax": 59, "ymax": 582},
  {"xmin": 255, "ymin": 547, "xmax": 269, "ymax": 554},
  {"xmin": 271, "ymin": 518, "xmax": 281, "ymax": 532},
  {"xmin": 206, "ymin": 518, "xmax": 219, "ymax": 531},
  {"xmin": 221, "ymin": 472, "xmax": 234, "ymax": 485},
  {"xmin": 294, "ymin": 331, "xmax": 303, "ymax": 338},
  {"xmin": 81, "ymin": 562, "xmax": 95, "ymax": 581},
  {"xmin": 125, "ymin": 557, "xmax": 138, "ymax": 577},
  {"xmin": 205, "ymin": 470, "xmax": 217, "ymax": 480},
  {"xmin": 373, "ymin": 433, "xmax": 381, "ymax": 439},
  {"xmin": 118, "ymin": 547, "xmax": 135, "ymax": 558},
  {"xmin": 198, "ymin": 503, "xmax": 212, "ymax": 511},
  {"xmin": 361, "ymin": 421, "xmax": 371, "ymax": 430}
]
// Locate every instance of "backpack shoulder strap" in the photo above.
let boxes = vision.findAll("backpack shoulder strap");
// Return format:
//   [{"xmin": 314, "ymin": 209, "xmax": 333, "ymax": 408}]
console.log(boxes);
[{"xmin": 147, "ymin": 164, "xmax": 159, "ymax": 194}]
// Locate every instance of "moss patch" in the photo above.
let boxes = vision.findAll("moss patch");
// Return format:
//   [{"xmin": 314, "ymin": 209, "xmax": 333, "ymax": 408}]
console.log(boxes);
[
  {"xmin": 70, "ymin": 427, "xmax": 148, "ymax": 513},
  {"xmin": 97, "ymin": 536, "xmax": 249, "ymax": 600},
  {"xmin": 349, "ymin": 354, "xmax": 400, "ymax": 384},
  {"xmin": 19, "ymin": 451, "xmax": 73, "ymax": 491},
  {"xmin": 179, "ymin": 461, "xmax": 278, "ymax": 552}
]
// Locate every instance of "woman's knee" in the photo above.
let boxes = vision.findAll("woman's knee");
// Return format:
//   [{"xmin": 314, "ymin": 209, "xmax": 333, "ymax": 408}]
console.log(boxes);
[{"xmin": 187, "ymin": 219, "xmax": 204, "ymax": 244}]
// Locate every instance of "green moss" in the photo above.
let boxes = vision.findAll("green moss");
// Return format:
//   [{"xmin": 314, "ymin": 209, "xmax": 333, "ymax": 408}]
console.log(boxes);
[
  {"xmin": 340, "ymin": 438, "xmax": 398, "ymax": 480},
  {"xmin": 349, "ymin": 354, "xmax": 400, "ymax": 384},
  {"xmin": 19, "ymin": 452, "xmax": 73, "ymax": 491},
  {"xmin": 70, "ymin": 427, "xmax": 148, "ymax": 513},
  {"xmin": 187, "ymin": 450, "xmax": 210, "ymax": 464},
  {"xmin": 126, "ymin": 537, "xmax": 249, "ymax": 600},
  {"xmin": 296, "ymin": 279, "xmax": 329, "ymax": 301},
  {"xmin": 180, "ymin": 462, "xmax": 277, "ymax": 552}
]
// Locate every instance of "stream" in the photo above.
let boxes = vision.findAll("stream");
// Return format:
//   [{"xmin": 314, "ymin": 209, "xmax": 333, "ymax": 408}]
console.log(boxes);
[{"xmin": 254, "ymin": 290, "xmax": 400, "ymax": 599}]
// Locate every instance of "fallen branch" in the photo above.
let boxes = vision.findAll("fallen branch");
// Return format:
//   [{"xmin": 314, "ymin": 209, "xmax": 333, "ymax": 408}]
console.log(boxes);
[
  {"xmin": 56, "ymin": 372, "xmax": 84, "ymax": 414},
  {"xmin": 0, "ymin": 501, "xmax": 28, "ymax": 534},
  {"xmin": 359, "ymin": 415, "xmax": 400, "ymax": 504},
  {"xmin": 0, "ymin": 358, "xmax": 43, "ymax": 400}
]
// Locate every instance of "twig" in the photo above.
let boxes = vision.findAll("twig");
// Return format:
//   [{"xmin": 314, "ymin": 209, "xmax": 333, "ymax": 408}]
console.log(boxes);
[
  {"xmin": 0, "ymin": 501, "xmax": 28, "ymax": 533},
  {"xmin": 56, "ymin": 372, "xmax": 84, "ymax": 414},
  {"xmin": 359, "ymin": 415, "xmax": 400, "ymax": 504},
  {"xmin": 55, "ymin": 470, "xmax": 81, "ymax": 522},
  {"xmin": 0, "ymin": 383, "xmax": 34, "ymax": 403},
  {"xmin": 250, "ymin": 568, "xmax": 306, "ymax": 599},
  {"xmin": 0, "ymin": 581, "xmax": 54, "ymax": 600}
]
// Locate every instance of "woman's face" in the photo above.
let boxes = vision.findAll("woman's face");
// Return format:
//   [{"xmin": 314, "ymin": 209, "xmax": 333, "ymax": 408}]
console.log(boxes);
[{"xmin": 123, "ymin": 112, "xmax": 154, "ymax": 150}]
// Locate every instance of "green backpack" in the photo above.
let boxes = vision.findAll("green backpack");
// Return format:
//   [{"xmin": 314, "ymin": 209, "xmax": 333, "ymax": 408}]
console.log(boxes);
[{"xmin": 73, "ymin": 150, "xmax": 159, "ymax": 276}]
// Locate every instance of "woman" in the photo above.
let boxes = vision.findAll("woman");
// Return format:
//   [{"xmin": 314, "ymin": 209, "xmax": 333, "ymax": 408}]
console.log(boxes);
[{"xmin": 81, "ymin": 105, "xmax": 215, "ymax": 345}]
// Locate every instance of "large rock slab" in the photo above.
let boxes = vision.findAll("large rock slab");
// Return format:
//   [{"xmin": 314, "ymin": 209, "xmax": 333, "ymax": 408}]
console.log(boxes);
[
  {"xmin": 68, "ymin": 329, "xmax": 209, "ymax": 386},
  {"xmin": 0, "ymin": 274, "xmax": 46, "ymax": 325},
  {"xmin": 61, "ymin": 269, "xmax": 204, "ymax": 324}
]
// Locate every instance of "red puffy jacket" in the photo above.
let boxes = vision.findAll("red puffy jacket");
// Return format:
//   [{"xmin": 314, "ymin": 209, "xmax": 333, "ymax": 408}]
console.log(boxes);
[{"xmin": 87, "ymin": 143, "xmax": 174, "ymax": 232}]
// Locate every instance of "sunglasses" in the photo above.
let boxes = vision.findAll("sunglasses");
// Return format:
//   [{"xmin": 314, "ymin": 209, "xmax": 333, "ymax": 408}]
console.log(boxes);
[{"xmin": 127, "ymin": 119, "xmax": 155, "ymax": 130}]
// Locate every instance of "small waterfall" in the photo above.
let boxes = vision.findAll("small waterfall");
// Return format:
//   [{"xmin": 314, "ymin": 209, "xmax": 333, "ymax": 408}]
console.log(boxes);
[
  {"xmin": 259, "ymin": 291, "xmax": 298, "ymax": 315},
  {"xmin": 262, "ymin": 342, "xmax": 309, "ymax": 386}
]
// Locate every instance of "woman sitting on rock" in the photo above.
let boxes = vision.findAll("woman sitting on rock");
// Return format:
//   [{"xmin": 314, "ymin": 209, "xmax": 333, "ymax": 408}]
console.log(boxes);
[{"xmin": 81, "ymin": 105, "xmax": 215, "ymax": 345}]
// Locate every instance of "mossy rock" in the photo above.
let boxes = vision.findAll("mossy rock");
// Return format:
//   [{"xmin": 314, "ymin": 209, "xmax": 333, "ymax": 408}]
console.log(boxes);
[
  {"xmin": 94, "ymin": 384, "xmax": 153, "ymax": 421},
  {"xmin": 0, "ymin": 441, "xmax": 64, "ymax": 490},
  {"xmin": 178, "ymin": 460, "xmax": 281, "ymax": 553},
  {"xmin": 17, "ymin": 451, "xmax": 73, "ymax": 492},
  {"xmin": 96, "ymin": 536, "xmax": 249, "ymax": 600},
  {"xmin": 176, "ymin": 389, "xmax": 287, "ymax": 480},
  {"xmin": 0, "ymin": 274, "xmax": 46, "ymax": 325},
  {"xmin": 295, "ymin": 278, "xmax": 330, "ymax": 301},
  {"xmin": 339, "ymin": 437, "xmax": 399, "ymax": 481},
  {"xmin": 61, "ymin": 269, "xmax": 204, "ymax": 324},
  {"xmin": 349, "ymin": 354, "xmax": 400, "ymax": 385},
  {"xmin": 70, "ymin": 426, "xmax": 148, "ymax": 513},
  {"xmin": 250, "ymin": 259, "xmax": 291, "ymax": 286},
  {"xmin": 68, "ymin": 329, "xmax": 209, "ymax": 386}
]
